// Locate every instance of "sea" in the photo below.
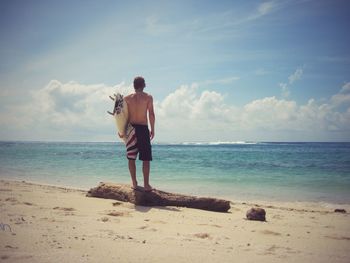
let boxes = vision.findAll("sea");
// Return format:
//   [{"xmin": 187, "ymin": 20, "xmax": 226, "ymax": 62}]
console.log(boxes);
[{"xmin": 0, "ymin": 141, "xmax": 349, "ymax": 204}]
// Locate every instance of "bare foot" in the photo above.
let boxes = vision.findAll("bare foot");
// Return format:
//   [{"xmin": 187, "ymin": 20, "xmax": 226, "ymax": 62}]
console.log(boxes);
[
  {"xmin": 144, "ymin": 185, "xmax": 154, "ymax": 192},
  {"xmin": 131, "ymin": 181, "xmax": 138, "ymax": 190}
]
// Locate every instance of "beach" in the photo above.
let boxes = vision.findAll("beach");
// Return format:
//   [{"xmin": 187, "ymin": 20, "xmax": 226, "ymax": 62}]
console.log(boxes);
[{"xmin": 1, "ymin": 179, "xmax": 349, "ymax": 262}]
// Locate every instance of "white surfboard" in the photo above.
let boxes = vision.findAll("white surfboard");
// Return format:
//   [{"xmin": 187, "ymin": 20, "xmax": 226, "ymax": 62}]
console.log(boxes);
[{"xmin": 108, "ymin": 93, "xmax": 132, "ymax": 143}]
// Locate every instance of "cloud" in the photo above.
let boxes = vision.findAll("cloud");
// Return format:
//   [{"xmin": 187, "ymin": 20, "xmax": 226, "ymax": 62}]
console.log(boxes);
[
  {"xmin": 0, "ymin": 79, "xmax": 349, "ymax": 142},
  {"xmin": 258, "ymin": 1, "xmax": 275, "ymax": 16},
  {"xmin": 330, "ymin": 82, "xmax": 350, "ymax": 107},
  {"xmin": 255, "ymin": 68, "xmax": 270, "ymax": 76},
  {"xmin": 243, "ymin": 96, "xmax": 298, "ymax": 129},
  {"xmin": 280, "ymin": 67, "xmax": 303, "ymax": 98},
  {"xmin": 0, "ymin": 80, "xmax": 133, "ymax": 140},
  {"xmin": 340, "ymin": 82, "xmax": 350, "ymax": 93},
  {"xmin": 199, "ymin": 76, "xmax": 240, "ymax": 86},
  {"xmin": 31, "ymin": 80, "xmax": 133, "ymax": 128},
  {"xmin": 185, "ymin": 0, "xmax": 283, "ymax": 36},
  {"xmin": 145, "ymin": 15, "xmax": 174, "ymax": 35},
  {"xmin": 246, "ymin": 1, "xmax": 279, "ymax": 22},
  {"xmin": 288, "ymin": 67, "xmax": 303, "ymax": 84},
  {"xmin": 155, "ymin": 82, "xmax": 349, "ymax": 141},
  {"xmin": 279, "ymin": 82, "xmax": 290, "ymax": 98},
  {"xmin": 318, "ymin": 56, "xmax": 350, "ymax": 63}
]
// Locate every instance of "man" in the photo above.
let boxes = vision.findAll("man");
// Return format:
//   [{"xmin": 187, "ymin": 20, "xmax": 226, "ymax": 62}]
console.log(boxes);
[{"xmin": 121, "ymin": 76, "xmax": 155, "ymax": 192}]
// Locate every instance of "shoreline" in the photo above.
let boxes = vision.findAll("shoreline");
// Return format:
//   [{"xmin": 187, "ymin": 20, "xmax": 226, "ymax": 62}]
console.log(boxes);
[
  {"xmin": 2, "ymin": 177, "xmax": 350, "ymax": 208},
  {"xmin": 10, "ymin": 179, "xmax": 350, "ymax": 213},
  {"xmin": 1, "ymin": 179, "xmax": 350, "ymax": 262}
]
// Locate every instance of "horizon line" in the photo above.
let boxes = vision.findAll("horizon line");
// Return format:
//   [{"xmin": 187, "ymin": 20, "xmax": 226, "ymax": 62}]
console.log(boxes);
[{"xmin": 0, "ymin": 140, "xmax": 349, "ymax": 144}]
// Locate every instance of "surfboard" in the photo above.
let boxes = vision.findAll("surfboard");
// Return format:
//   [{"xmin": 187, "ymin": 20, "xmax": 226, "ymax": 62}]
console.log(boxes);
[{"xmin": 107, "ymin": 93, "xmax": 132, "ymax": 143}]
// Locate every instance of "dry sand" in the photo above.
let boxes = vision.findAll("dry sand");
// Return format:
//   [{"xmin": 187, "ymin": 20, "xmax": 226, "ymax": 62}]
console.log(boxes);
[{"xmin": 1, "ymin": 179, "xmax": 349, "ymax": 262}]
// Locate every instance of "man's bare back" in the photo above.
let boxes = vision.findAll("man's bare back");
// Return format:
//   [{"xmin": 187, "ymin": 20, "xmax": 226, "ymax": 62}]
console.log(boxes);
[
  {"xmin": 125, "ymin": 91, "xmax": 155, "ymax": 139},
  {"xmin": 125, "ymin": 92, "xmax": 150, "ymax": 125}
]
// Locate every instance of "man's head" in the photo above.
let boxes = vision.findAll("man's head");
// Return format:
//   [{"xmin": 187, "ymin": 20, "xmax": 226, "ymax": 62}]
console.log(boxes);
[{"xmin": 133, "ymin": 76, "xmax": 146, "ymax": 91}]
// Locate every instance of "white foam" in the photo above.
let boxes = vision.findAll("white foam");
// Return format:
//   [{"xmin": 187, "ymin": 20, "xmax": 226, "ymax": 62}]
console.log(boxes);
[{"xmin": 181, "ymin": 141, "xmax": 259, "ymax": 145}]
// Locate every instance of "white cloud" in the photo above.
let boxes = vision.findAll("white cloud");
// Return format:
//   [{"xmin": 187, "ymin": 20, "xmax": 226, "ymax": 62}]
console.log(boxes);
[
  {"xmin": 330, "ymin": 82, "xmax": 350, "ymax": 107},
  {"xmin": 255, "ymin": 68, "xmax": 270, "ymax": 76},
  {"xmin": 145, "ymin": 15, "xmax": 174, "ymax": 35},
  {"xmin": 157, "ymin": 84, "xmax": 197, "ymax": 118},
  {"xmin": 155, "ymin": 82, "xmax": 349, "ymax": 141},
  {"xmin": 340, "ymin": 82, "xmax": 350, "ymax": 93},
  {"xmin": 242, "ymin": 96, "xmax": 298, "ymax": 129},
  {"xmin": 0, "ymin": 80, "xmax": 133, "ymax": 140},
  {"xmin": 185, "ymin": 0, "xmax": 283, "ymax": 36},
  {"xmin": 318, "ymin": 56, "xmax": 350, "ymax": 63},
  {"xmin": 279, "ymin": 82, "xmax": 290, "ymax": 98},
  {"xmin": 288, "ymin": 67, "xmax": 303, "ymax": 84},
  {"xmin": 280, "ymin": 67, "xmax": 303, "ymax": 98},
  {"xmin": 0, "ymin": 80, "xmax": 349, "ymax": 142},
  {"xmin": 258, "ymin": 1, "xmax": 275, "ymax": 16},
  {"xmin": 246, "ymin": 1, "xmax": 279, "ymax": 22},
  {"xmin": 199, "ymin": 76, "xmax": 240, "ymax": 86},
  {"xmin": 31, "ymin": 80, "xmax": 133, "ymax": 128}
]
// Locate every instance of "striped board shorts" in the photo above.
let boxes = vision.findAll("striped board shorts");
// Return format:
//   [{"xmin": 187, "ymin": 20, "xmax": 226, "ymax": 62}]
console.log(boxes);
[{"xmin": 125, "ymin": 124, "xmax": 152, "ymax": 161}]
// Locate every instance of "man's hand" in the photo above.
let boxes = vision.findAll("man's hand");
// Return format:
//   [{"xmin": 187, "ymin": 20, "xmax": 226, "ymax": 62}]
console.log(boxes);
[
  {"xmin": 118, "ymin": 132, "xmax": 124, "ymax": 139},
  {"xmin": 150, "ymin": 130, "xmax": 155, "ymax": 140}
]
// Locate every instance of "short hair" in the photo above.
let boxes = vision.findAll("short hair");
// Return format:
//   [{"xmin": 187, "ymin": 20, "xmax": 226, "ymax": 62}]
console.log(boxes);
[{"xmin": 133, "ymin": 76, "xmax": 145, "ymax": 90}]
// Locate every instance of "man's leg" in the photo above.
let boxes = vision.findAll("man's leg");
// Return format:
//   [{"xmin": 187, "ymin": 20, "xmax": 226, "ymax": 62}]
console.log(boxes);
[
  {"xmin": 128, "ymin": 159, "xmax": 137, "ymax": 189},
  {"xmin": 142, "ymin": 161, "xmax": 152, "ymax": 191}
]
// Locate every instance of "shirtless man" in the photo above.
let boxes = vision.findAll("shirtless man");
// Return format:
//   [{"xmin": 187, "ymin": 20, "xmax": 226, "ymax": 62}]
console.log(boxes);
[{"xmin": 122, "ymin": 76, "xmax": 155, "ymax": 192}]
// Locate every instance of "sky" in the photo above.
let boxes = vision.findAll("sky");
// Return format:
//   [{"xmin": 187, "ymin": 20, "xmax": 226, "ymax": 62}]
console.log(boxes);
[{"xmin": 0, "ymin": 0, "xmax": 349, "ymax": 142}]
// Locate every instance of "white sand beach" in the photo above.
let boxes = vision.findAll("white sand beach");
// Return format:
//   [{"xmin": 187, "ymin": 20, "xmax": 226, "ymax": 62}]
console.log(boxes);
[{"xmin": 1, "ymin": 179, "xmax": 349, "ymax": 262}]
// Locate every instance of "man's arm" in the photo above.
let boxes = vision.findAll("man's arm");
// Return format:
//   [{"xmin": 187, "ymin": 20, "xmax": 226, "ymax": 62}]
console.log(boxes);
[{"xmin": 148, "ymin": 96, "xmax": 155, "ymax": 140}]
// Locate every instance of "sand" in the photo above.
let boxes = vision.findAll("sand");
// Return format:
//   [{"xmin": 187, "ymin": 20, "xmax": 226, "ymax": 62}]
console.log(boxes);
[{"xmin": 0, "ymin": 179, "xmax": 349, "ymax": 262}]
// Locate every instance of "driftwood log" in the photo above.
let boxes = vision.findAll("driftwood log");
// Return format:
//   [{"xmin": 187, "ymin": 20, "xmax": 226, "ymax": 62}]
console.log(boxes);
[
  {"xmin": 246, "ymin": 207, "xmax": 266, "ymax": 221},
  {"xmin": 86, "ymin": 182, "xmax": 231, "ymax": 212}
]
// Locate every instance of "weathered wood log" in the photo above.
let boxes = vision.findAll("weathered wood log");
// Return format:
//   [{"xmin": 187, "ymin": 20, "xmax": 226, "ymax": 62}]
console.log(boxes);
[{"xmin": 86, "ymin": 182, "xmax": 231, "ymax": 212}]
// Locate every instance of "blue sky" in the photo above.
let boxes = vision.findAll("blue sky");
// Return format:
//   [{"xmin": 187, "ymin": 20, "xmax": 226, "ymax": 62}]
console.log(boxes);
[{"xmin": 0, "ymin": 0, "xmax": 349, "ymax": 142}]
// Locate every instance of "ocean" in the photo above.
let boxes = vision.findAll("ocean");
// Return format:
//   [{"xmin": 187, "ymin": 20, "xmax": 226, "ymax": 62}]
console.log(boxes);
[{"xmin": 0, "ymin": 141, "xmax": 349, "ymax": 204}]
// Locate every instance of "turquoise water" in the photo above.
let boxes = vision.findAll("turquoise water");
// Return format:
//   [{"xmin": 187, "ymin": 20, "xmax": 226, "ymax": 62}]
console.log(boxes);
[{"xmin": 0, "ymin": 141, "xmax": 349, "ymax": 204}]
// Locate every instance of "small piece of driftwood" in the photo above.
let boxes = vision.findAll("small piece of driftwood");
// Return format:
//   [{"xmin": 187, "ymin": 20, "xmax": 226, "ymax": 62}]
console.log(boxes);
[
  {"xmin": 86, "ymin": 182, "xmax": 231, "ymax": 212},
  {"xmin": 246, "ymin": 207, "xmax": 266, "ymax": 221}
]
